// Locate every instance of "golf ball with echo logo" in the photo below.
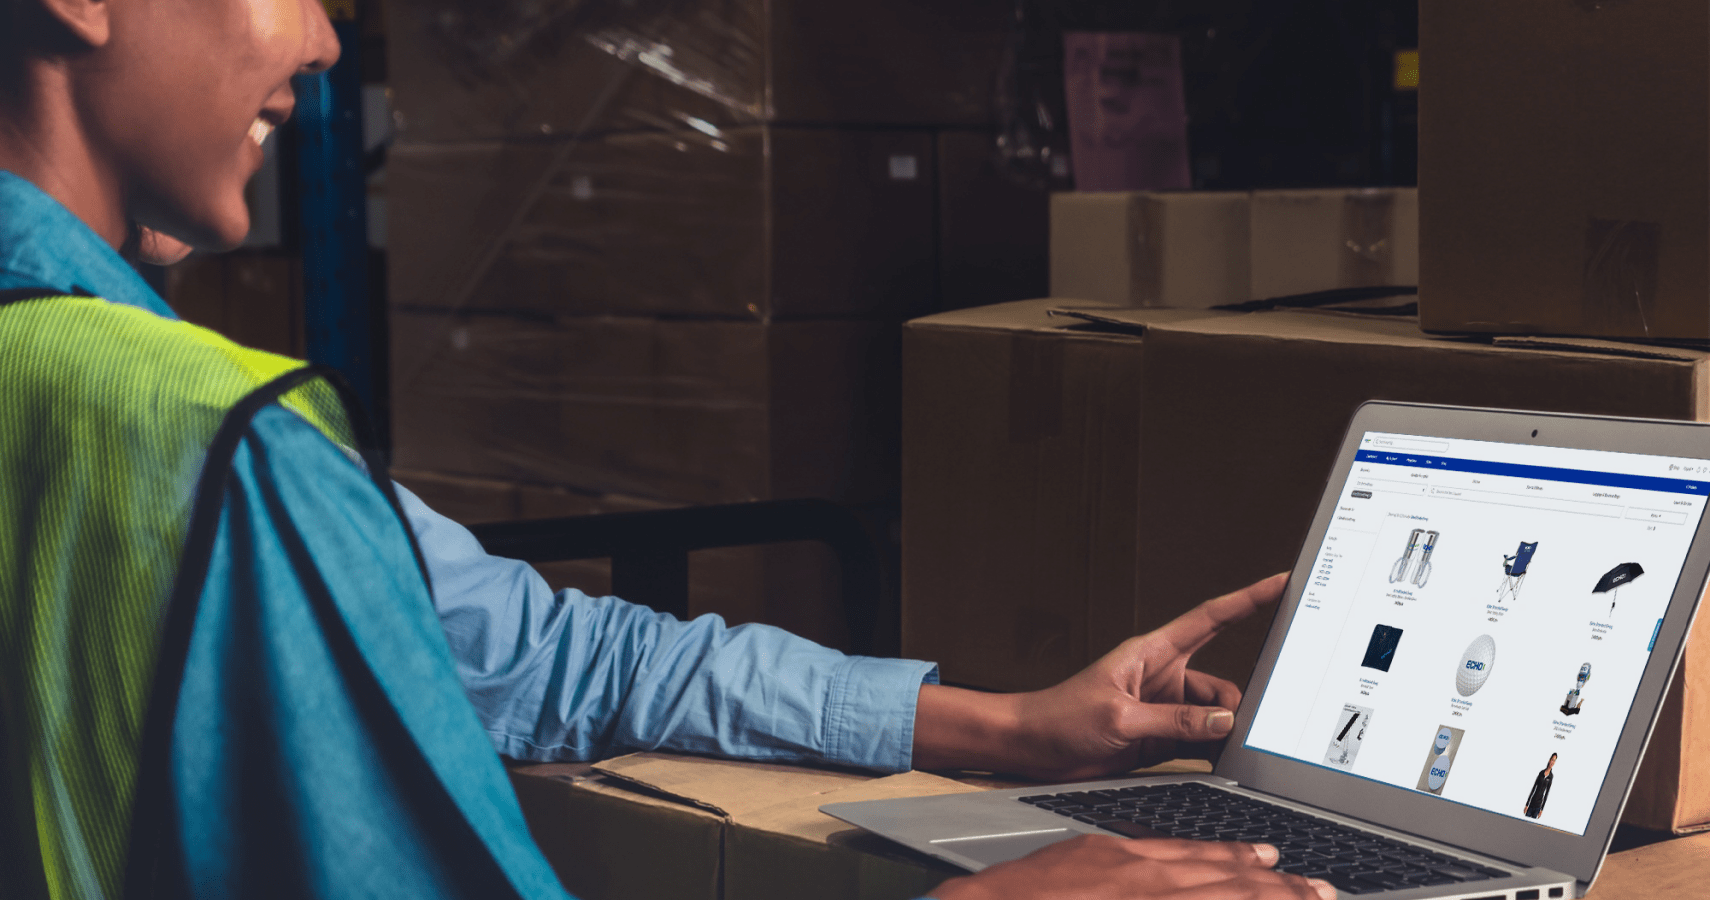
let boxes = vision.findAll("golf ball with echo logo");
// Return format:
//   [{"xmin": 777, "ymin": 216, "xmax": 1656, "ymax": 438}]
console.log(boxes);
[
  {"xmin": 1427, "ymin": 753, "xmax": 1453, "ymax": 791},
  {"xmin": 1456, "ymin": 635, "xmax": 1497, "ymax": 697}
]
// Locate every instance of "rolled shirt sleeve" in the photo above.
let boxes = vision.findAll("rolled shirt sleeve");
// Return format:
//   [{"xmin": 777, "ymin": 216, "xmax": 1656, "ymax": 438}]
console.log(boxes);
[{"xmin": 393, "ymin": 483, "xmax": 940, "ymax": 772}]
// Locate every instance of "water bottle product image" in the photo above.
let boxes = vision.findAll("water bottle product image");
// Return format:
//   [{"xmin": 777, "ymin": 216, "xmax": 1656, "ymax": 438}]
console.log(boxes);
[
  {"xmin": 1389, "ymin": 529, "xmax": 1423, "ymax": 584},
  {"xmin": 1410, "ymin": 530, "xmax": 1439, "ymax": 588}
]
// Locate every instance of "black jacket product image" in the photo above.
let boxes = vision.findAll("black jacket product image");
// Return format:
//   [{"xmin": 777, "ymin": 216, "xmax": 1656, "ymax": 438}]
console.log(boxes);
[{"xmin": 1525, "ymin": 767, "xmax": 1554, "ymax": 819}]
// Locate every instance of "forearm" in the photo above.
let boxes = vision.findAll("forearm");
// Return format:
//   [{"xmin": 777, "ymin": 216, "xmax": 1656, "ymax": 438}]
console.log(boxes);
[{"xmin": 912, "ymin": 684, "xmax": 1026, "ymax": 772}]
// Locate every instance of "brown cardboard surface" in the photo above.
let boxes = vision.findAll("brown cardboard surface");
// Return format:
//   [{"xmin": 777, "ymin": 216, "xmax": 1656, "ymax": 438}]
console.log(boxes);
[
  {"xmin": 900, "ymin": 299, "xmax": 1230, "ymax": 690},
  {"xmin": 387, "ymin": 128, "xmax": 935, "ymax": 321},
  {"xmin": 1251, "ymin": 188, "xmax": 1419, "ymax": 299},
  {"xmin": 1419, "ymin": 1, "xmax": 1710, "ymax": 339},
  {"xmin": 507, "ymin": 765, "xmax": 723, "ymax": 900},
  {"xmin": 390, "ymin": 312, "xmax": 900, "ymax": 506},
  {"xmin": 1050, "ymin": 189, "xmax": 1416, "ymax": 310},
  {"xmin": 1586, "ymin": 829, "xmax": 1710, "ymax": 899},
  {"xmin": 592, "ymin": 753, "xmax": 976, "ymax": 900},
  {"xmin": 936, "ymin": 130, "xmax": 1052, "ymax": 312},
  {"xmin": 385, "ymin": 0, "xmax": 1009, "ymax": 144}
]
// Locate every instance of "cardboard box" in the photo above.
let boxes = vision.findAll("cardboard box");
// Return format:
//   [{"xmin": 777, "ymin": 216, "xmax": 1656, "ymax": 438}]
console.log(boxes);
[
  {"xmin": 901, "ymin": 300, "xmax": 1229, "ymax": 691},
  {"xmin": 509, "ymin": 753, "xmax": 972, "ymax": 900},
  {"xmin": 935, "ymin": 130, "xmax": 1053, "ymax": 312},
  {"xmin": 390, "ymin": 312, "xmax": 901, "ymax": 507},
  {"xmin": 1049, "ymin": 189, "xmax": 1418, "ymax": 308},
  {"xmin": 387, "ymin": 128, "xmax": 936, "ymax": 321},
  {"xmin": 902, "ymin": 304, "xmax": 1710, "ymax": 829},
  {"xmin": 1250, "ymin": 189, "xmax": 1419, "ymax": 300},
  {"xmin": 1419, "ymin": 0, "xmax": 1710, "ymax": 340},
  {"xmin": 1050, "ymin": 191, "xmax": 1250, "ymax": 309},
  {"xmin": 385, "ymin": 0, "xmax": 1009, "ymax": 144}
]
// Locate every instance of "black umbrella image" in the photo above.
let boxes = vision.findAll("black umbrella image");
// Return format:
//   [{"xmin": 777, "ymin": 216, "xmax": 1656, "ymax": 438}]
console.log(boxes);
[{"xmin": 1593, "ymin": 562, "xmax": 1644, "ymax": 615}]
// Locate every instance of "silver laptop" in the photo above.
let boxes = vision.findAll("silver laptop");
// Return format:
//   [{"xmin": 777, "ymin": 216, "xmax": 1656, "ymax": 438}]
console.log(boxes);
[{"xmin": 826, "ymin": 402, "xmax": 1710, "ymax": 899}]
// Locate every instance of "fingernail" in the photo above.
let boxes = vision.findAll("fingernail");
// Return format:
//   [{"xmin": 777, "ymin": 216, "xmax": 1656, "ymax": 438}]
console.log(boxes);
[
  {"xmin": 1308, "ymin": 878, "xmax": 1337, "ymax": 900},
  {"xmin": 1253, "ymin": 843, "xmax": 1279, "ymax": 865},
  {"xmin": 1206, "ymin": 710, "xmax": 1235, "ymax": 735}
]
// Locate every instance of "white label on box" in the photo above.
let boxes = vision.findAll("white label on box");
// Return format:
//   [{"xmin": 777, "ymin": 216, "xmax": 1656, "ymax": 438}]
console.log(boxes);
[
  {"xmin": 571, "ymin": 175, "xmax": 594, "ymax": 201},
  {"xmin": 888, "ymin": 155, "xmax": 919, "ymax": 181}
]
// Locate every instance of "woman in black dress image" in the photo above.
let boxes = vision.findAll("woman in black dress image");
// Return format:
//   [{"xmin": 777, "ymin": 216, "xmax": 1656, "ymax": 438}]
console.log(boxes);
[{"xmin": 1525, "ymin": 753, "xmax": 1558, "ymax": 818}]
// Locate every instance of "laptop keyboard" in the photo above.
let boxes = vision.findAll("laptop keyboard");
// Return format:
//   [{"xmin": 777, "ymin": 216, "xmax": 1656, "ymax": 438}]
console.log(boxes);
[{"xmin": 1018, "ymin": 782, "xmax": 1512, "ymax": 896}]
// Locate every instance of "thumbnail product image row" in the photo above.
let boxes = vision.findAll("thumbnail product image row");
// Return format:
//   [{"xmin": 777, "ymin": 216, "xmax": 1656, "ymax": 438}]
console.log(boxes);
[{"xmin": 1385, "ymin": 529, "xmax": 1646, "ymax": 615}]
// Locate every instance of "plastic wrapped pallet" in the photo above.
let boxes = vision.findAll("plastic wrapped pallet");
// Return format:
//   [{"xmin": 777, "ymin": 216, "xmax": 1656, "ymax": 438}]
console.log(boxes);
[{"xmin": 384, "ymin": 0, "xmax": 1011, "ymax": 143}]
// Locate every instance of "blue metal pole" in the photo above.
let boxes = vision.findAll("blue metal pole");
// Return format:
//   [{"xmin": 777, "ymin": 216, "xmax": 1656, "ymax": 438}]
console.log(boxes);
[{"xmin": 292, "ymin": 2, "xmax": 373, "ymax": 415}]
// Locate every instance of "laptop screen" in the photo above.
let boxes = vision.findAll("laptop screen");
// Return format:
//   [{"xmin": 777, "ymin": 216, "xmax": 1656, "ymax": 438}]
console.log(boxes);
[{"xmin": 1244, "ymin": 431, "xmax": 1710, "ymax": 836}]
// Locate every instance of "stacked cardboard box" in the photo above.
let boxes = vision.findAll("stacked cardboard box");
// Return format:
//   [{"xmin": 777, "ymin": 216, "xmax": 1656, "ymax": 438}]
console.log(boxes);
[
  {"xmin": 383, "ymin": 0, "xmax": 1035, "ymax": 651},
  {"xmin": 1049, "ymin": 188, "xmax": 1419, "ymax": 308},
  {"xmin": 1418, "ymin": 1, "xmax": 1710, "ymax": 340},
  {"xmin": 901, "ymin": 299, "xmax": 1710, "ymax": 832}
]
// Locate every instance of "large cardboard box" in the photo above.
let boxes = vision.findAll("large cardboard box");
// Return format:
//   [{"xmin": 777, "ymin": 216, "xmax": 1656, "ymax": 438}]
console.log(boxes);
[
  {"xmin": 1418, "ymin": 1, "xmax": 1710, "ymax": 340},
  {"xmin": 902, "ymin": 304, "xmax": 1710, "ymax": 830},
  {"xmin": 391, "ymin": 312, "xmax": 901, "ymax": 507},
  {"xmin": 388, "ymin": 128, "xmax": 936, "ymax": 321},
  {"xmin": 510, "ymin": 754, "xmax": 973, "ymax": 900},
  {"xmin": 1049, "ymin": 189, "xmax": 1418, "ymax": 308},
  {"xmin": 385, "ymin": 0, "xmax": 1010, "ymax": 144},
  {"xmin": 901, "ymin": 300, "xmax": 1229, "ymax": 691}
]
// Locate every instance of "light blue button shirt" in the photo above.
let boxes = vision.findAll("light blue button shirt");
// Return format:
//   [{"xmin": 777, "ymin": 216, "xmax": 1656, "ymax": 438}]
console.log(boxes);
[{"xmin": 0, "ymin": 169, "xmax": 938, "ymax": 772}]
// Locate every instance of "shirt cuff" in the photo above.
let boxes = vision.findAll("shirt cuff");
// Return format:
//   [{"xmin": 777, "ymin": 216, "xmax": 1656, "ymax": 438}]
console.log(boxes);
[{"xmin": 824, "ymin": 656, "xmax": 941, "ymax": 773}]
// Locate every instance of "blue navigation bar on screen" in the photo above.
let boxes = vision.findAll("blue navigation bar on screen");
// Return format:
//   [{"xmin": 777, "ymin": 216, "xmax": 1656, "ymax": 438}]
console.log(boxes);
[{"xmin": 1354, "ymin": 450, "xmax": 1710, "ymax": 495}]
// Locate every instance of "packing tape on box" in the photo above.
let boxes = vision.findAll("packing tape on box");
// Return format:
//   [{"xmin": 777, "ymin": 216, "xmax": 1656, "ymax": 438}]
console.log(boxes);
[
  {"xmin": 1340, "ymin": 190, "xmax": 1397, "ymax": 288},
  {"xmin": 1008, "ymin": 332, "xmax": 1064, "ymax": 443}
]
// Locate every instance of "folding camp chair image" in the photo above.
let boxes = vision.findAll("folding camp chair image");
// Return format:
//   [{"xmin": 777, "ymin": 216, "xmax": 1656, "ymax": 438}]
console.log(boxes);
[{"xmin": 1496, "ymin": 541, "xmax": 1538, "ymax": 603}]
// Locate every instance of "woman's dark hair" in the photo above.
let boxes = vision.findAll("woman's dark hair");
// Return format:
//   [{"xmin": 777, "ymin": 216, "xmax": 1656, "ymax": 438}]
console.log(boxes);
[{"xmin": 1, "ymin": 1, "xmax": 85, "ymax": 98}]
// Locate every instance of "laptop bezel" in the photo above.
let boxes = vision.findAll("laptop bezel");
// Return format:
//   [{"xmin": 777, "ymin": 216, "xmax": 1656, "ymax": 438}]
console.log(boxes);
[{"xmin": 1215, "ymin": 401, "xmax": 1710, "ymax": 887}]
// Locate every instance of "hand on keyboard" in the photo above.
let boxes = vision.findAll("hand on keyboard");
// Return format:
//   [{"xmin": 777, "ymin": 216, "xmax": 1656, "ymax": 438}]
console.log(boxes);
[{"xmin": 928, "ymin": 834, "xmax": 1335, "ymax": 900}]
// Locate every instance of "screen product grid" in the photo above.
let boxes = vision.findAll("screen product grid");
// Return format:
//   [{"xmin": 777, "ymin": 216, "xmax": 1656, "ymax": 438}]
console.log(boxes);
[{"xmin": 1245, "ymin": 432, "xmax": 1709, "ymax": 836}]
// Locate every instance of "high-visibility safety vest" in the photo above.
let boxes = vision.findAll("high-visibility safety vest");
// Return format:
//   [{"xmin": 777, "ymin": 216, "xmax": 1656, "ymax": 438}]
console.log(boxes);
[{"xmin": 0, "ymin": 291, "xmax": 568, "ymax": 900}]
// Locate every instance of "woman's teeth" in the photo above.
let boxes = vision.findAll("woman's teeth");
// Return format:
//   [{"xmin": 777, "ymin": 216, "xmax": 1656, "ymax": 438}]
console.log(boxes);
[{"xmin": 249, "ymin": 117, "xmax": 275, "ymax": 147}]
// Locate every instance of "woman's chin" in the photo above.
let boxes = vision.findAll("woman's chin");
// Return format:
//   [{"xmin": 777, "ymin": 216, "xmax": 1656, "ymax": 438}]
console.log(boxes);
[{"xmin": 137, "ymin": 227, "xmax": 198, "ymax": 266}]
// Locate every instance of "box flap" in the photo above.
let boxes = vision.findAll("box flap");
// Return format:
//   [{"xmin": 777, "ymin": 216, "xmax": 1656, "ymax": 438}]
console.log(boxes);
[
  {"xmin": 594, "ymin": 752, "xmax": 872, "ymax": 818},
  {"xmin": 735, "ymin": 770, "xmax": 982, "ymax": 841},
  {"xmin": 909, "ymin": 298, "xmax": 1123, "ymax": 335},
  {"xmin": 1145, "ymin": 309, "xmax": 1710, "ymax": 363},
  {"xmin": 1046, "ymin": 305, "xmax": 1235, "ymax": 334},
  {"xmin": 1490, "ymin": 335, "xmax": 1710, "ymax": 363}
]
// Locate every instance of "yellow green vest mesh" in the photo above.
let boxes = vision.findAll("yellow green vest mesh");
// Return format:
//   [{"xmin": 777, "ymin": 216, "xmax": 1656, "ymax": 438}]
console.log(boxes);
[{"xmin": 0, "ymin": 295, "xmax": 352, "ymax": 900}]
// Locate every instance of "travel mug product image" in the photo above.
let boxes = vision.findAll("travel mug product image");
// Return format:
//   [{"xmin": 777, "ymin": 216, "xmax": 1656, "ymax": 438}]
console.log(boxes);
[{"xmin": 1456, "ymin": 634, "xmax": 1497, "ymax": 697}]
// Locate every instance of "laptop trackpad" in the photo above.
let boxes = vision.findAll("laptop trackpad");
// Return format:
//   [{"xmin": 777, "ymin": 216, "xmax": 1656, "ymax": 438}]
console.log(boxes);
[{"xmin": 933, "ymin": 828, "xmax": 1076, "ymax": 866}]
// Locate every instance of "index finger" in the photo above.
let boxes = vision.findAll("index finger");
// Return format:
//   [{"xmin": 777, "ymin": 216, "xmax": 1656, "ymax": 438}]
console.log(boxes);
[{"xmin": 1153, "ymin": 572, "xmax": 1288, "ymax": 658}]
